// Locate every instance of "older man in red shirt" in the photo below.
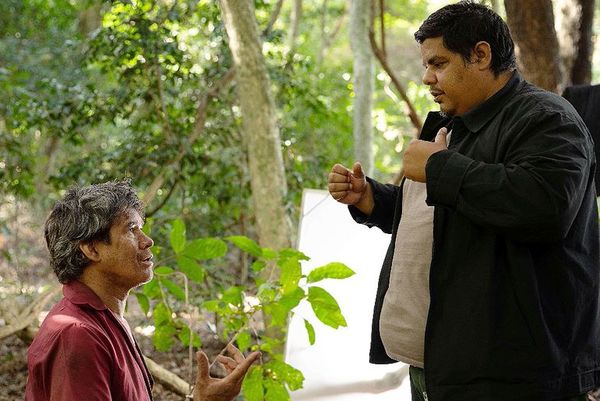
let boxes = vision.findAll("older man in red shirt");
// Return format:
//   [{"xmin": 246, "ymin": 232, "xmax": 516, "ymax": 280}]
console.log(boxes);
[{"xmin": 25, "ymin": 181, "xmax": 259, "ymax": 401}]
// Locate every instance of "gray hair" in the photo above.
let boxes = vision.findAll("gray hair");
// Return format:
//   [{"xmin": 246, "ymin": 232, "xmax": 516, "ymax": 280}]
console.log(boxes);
[{"xmin": 44, "ymin": 180, "xmax": 144, "ymax": 283}]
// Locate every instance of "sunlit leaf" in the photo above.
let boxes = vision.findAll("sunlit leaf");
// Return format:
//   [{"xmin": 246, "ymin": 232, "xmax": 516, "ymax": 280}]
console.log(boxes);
[
  {"xmin": 306, "ymin": 262, "xmax": 355, "ymax": 283},
  {"xmin": 183, "ymin": 238, "xmax": 227, "ymax": 260},
  {"xmin": 177, "ymin": 256, "xmax": 205, "ymax": 283},
  {"xmin": 307, "ymin": 286, "xmax": 347, "ymax": 329},
  {"xmin": 242, "ymin": 366, "xmax": 264, "ymax": 401},
  {"xmin": 135, "ymin": 292, "xmax": 150, "ymax": 316},
  {"xmin": 226, "ymin": 235, "xmax": 262, "ymax": 257},
  {"xmin": 304, "ymin": 319, "xmax": 315, "ymax": 345}
]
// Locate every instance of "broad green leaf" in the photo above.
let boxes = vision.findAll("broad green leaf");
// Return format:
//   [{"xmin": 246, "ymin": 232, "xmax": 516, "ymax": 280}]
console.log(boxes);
[
  {"xmin": 268, "ymin": 360, "xmax": 304, "ymax": 391},
  {"xmin": 257, "ymin": 283, "xmax": 276, "ymax": 303},
  {"xmin": 222, "ymin": 286, "xmax": 243, "ymax": 307},
  {"xmin": 135, "ymin": 292, "xmax": 150, "ymax": 316},
  {"xmin": 202, "ymin": 300, "xmax": 222, "ymax": 312},
  {"xmin": 306, "ymin": 262, "xmax": 355, "ymax": 283},
  {"xmin": 279, "ymin": 258, "xmax": 302, "ymax": 295},
  {"xmin": 264, "ymin": 378, "xmax": 290, "ymax": 401},
  {"xmin": 153, "ymin": 325, "xmax": 176, "ymax": 352},
  {"xmin": 242, "ymin": 367, "xmax": 264, "ymax": 401},
  {"xmin": 176, "ymin": 256, "xmax": 205, "ymax": 283},
  {"xmin": 251, "ymin": 260, "xmax": 267, "ymax": 273},
  {"xmin": 278, "ymin": 248, "xmax": 310, "ymax": 262},
  {"xmin": 307, "ymin": 286, "xmax": 347, "ymax": 329},
  {"xmin": 183, "ymin": 238, "xmax": 227, "ymax": 260},
  {"xmin": 304, "ymin": 319, "xmax": 315, "ymax": 345},
  {"xmin": 279, "ymin": 287, "xmax": 305, "ymax": 310},
  {"xmin": 226, "ymin": 235, "xmax": 262, "ymax": 257},
  {"xmin": 264, "ymin": 303, "xmax": 289, "ymax": 327},
  {"xmin": 236, "ymin": 330, "xmax": 252, "ymax": 351},
  {"xmin": 142, "ymin": 278, "xmax": 161, "ymax": 299},
  {"xmin": 169, "ymin": 218, "xmax": 186, "ymax": 254},
  {"xmin": 178, "ymin": 326, "xmax": 202, "ymax": 347},
  {"xmin": 154, "ymin": 266, "xmax": 174, "ymax": 275},
  {"xmin": 162, "ymin": 278, "xmax": 186, "ymax": 301},
  {"xmin": 153, "ymin": 302, "xmax": 172, "ymax": 326},
  {"xmin": 262, "ymin": 248, "xmax": 277, "ymax": 260}
]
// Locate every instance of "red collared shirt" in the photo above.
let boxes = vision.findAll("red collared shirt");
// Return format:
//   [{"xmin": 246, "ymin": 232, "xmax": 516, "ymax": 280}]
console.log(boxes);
[{"xmin": 25, "ymin": 281, "xmax": 154, "ymax": 401}]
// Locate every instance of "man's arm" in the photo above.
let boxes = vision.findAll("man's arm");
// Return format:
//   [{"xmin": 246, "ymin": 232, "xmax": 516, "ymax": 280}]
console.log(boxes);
[
  {"xmin": 422, "ymin": 114, "xmax": 592, "ymax": 242},
  {"xmin": 328, "ymin": 162, "xmax": 400, "ymax": 234}
]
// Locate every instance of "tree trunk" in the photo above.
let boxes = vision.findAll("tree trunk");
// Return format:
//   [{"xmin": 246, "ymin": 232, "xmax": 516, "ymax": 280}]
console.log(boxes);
[
  {"xmin": 218, "ymin": 1, "xmax": 292, "ymax": 252},
  {"xmin": 349, "ymin": 0, "xmax": 374, "ymax": 176},
  {"xmin": 504, "ymin": 0, "xmax": 562, "ymax": 92},
  {"xmin": 567, "ymin": 0, "xmax": 595, "ymax": 85},
  {"xmin": 554, "ymin": 0, "xmax": 582, "ymax": 87}
]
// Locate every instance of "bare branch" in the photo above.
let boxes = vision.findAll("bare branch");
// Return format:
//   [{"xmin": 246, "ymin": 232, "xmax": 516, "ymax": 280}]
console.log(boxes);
[
  {"xmin": 368, "ymin": 0, "xmax": 422, "ymax": 134},
  {"xmin": 263, "ymin": 0, "xmax": 285, "ymax": 37}
]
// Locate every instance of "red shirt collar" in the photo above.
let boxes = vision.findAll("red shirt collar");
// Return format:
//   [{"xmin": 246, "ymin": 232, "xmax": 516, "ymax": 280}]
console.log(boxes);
[{"xmin": 63, "ymin": 280, "xmax": 108, "ymax": 311}]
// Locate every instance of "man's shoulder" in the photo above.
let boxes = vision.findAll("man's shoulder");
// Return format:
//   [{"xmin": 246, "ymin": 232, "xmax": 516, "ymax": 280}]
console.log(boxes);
[
  {"xmin": 511, "ymin": 80, "xmax": 580, "ymax": 118},
  {"xmin": 31, "ymin": 298, "xmax": 109, "ymax": 351}
]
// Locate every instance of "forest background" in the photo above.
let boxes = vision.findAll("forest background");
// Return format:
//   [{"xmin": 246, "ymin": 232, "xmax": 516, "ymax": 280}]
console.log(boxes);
[{"xmin": 1, "ymin": 0, "xmax": 599, "ymax": 400}]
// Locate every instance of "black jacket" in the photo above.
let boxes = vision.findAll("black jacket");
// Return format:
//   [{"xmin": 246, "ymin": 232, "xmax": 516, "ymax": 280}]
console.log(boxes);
[{"xmin": 351, "ymin": 73, "xmax": 600, "ymax": 401}]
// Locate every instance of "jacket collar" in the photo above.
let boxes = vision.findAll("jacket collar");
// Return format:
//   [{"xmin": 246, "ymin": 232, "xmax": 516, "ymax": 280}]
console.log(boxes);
[
  {"xmin": 63, "ymin": 280, "xmax": 108, "ymax": 311},
  {"xmin": 458, "ymin": 71, "xmax": 522, "ymax": 133}
]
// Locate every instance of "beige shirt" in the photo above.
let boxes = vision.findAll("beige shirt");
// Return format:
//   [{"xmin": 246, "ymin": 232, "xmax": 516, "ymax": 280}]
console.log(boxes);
[{"xmin": 379, "ymin": 178, "xmax": 433, "ymax": 368}]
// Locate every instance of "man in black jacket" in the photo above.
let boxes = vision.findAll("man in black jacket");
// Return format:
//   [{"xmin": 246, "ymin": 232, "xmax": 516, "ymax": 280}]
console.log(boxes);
[{"xmin": 328, "ymin": 2, "xmax": 600, "ymax": 401}]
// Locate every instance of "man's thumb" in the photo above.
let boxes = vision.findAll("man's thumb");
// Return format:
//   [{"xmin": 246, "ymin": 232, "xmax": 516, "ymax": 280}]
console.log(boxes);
[
  {"xmin": 195, "ymin": 351, "xmax": 210, "ymax": 386},
  {"xmin": 435, "ymin": 127, "xmax": 448, "ymax": 147},
  {"xmin": 352, "ymin": 162, "xmax": 364, "ymax": 178}
]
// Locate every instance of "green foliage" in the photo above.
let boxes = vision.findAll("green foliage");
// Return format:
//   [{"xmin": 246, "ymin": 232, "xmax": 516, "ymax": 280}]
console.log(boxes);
[{"xmin": 137, "ymin": 218, "xmax": 355, "ymax": 399}]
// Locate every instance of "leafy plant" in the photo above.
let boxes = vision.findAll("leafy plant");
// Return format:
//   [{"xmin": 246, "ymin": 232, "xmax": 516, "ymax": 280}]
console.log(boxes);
[{"xmin": 136, "ymin": 218, "xmax": 355, "ymax": 400}]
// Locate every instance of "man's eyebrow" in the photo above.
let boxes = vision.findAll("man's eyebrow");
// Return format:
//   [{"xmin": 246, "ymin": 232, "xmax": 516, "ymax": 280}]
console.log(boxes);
[{"xmin": 425, "ymin": 56, "xmax": 446, "ymax": 65}]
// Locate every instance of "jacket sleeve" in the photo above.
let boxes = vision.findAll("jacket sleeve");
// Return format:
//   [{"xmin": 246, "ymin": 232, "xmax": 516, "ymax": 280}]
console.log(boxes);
[
  {"xmin": 425, "ymin": 110, "xmax": 594, "ymax": 243},
  {"xmin": 348, "ymin": 177, "xmax": 401, "ymax": 234}
]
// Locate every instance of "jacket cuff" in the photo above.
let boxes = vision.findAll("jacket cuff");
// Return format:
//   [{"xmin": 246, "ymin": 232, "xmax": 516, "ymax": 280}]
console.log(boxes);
[{"xmin": 425, "ymin": 150, "xmax": 473, "ymax": 207}]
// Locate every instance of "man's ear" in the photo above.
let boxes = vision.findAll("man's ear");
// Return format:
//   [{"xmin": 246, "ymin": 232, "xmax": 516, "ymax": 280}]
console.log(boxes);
[
  {"xmin": 472, "ymin": 41, "xmax": 492, "ymax": 71},
  {"xmin": 80, "ymin": 241, "xmax": 101, "ymax": 262}
]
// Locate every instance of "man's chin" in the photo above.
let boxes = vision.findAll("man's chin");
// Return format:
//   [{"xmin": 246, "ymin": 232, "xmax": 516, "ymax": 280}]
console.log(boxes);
[
  {"xmin": 135, "ymin": 271, "xmax": 154, "ymax": 288},
  {"xmin": 438, "ymin": 106, "xmax": 455, "ymax": 118}
]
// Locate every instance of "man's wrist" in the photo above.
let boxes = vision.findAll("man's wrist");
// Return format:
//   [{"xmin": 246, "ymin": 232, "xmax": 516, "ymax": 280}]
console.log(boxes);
[{"xmin": 354, "ymin": 182, "xmax": 374, "ymax": 216}]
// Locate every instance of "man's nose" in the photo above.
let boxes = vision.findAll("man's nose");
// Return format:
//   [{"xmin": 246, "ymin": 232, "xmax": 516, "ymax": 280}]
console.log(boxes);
[
  {"xmin": 422, "ymin": 68, "xmax": 435, "ymax": 85},
  {"xmin": 140, "ymin": 232, "xmax": 154, "ymax": 248}
]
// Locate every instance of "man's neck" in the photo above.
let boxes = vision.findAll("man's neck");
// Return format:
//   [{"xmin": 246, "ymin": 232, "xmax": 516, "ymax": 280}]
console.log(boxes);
[
  {"xmin": 78, "ymin": 273, "xmax": 129, "ymax": 317},
  {"xmin": 485, "ymin": 70, "xmax": 513, "ymax": 101}
]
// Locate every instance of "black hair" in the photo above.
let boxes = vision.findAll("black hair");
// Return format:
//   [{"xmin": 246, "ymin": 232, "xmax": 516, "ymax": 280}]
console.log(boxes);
[{"xmin": 414, "ymin": 1, "xmax": 516, "ymax": 76}]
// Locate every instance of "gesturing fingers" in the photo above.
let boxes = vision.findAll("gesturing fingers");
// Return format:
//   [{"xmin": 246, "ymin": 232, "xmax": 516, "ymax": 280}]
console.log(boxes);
[{"xmin": 227, "ymin": 351, "xmax": 261, "ymax": 383}]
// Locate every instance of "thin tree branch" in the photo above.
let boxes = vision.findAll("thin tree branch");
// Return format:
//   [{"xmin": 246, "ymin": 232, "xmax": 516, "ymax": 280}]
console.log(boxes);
[
  {"xmin": 368, "ymin": 0, "xmax": 422, "ymax": 134},
  {"xmin": 318, "ymin": 2, "xmax": 347, "ymax": 64},
  {"xmin": 263, "ymin": 0, "xmax": 285, "ymax": 37},
  {"xmin": 145, "ymin": 177, "xmax": 180, "ymax": 217}
]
